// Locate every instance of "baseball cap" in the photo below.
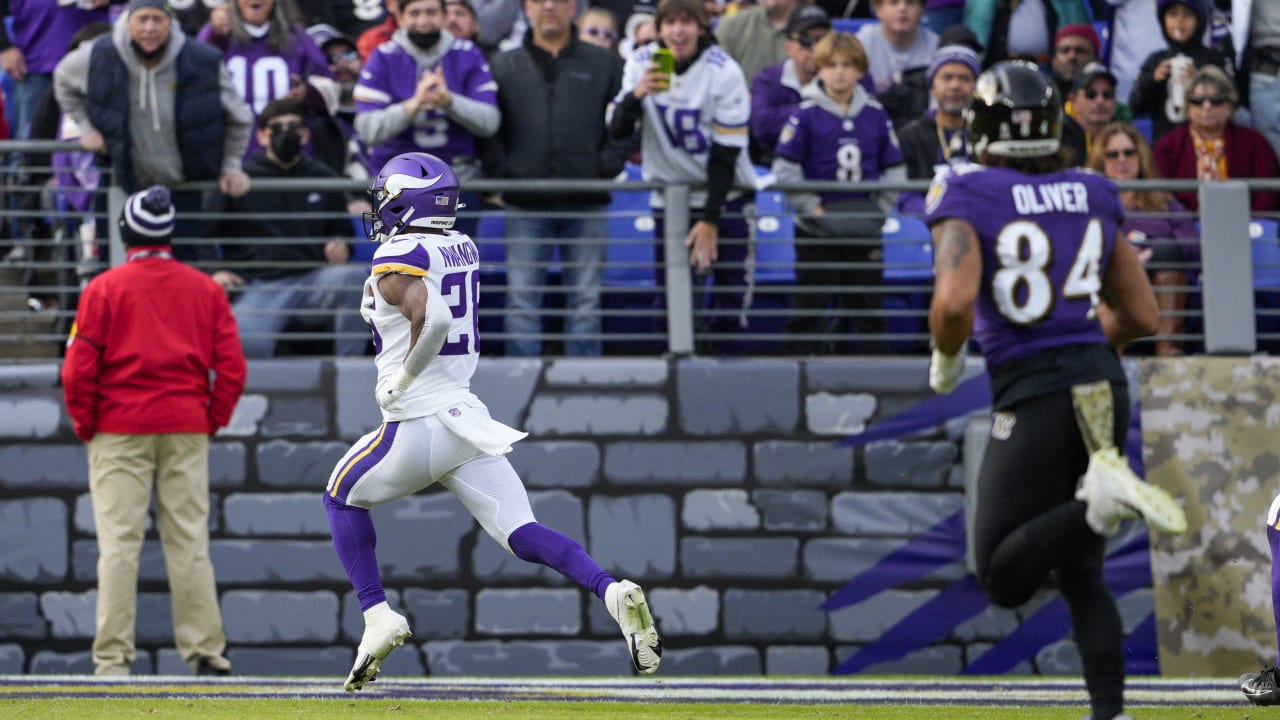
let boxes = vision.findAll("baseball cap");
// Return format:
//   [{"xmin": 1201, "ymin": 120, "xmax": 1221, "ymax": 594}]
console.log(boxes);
[
  {"xmin": 1073, "ymin": 61, "xmax": 1117, "ymax": 92},
  {"xmin": 785, "ymin": 5, "xmax": 831, "ymax": 37}
]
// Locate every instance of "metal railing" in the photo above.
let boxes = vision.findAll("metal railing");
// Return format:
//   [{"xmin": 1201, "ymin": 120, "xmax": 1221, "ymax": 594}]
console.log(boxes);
[{"xmin": 0, "ymin": 138, "xmax": 1275, "ymax": 359}]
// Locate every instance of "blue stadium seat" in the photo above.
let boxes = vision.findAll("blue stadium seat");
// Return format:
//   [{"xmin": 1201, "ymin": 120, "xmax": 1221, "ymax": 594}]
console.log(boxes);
[
  {"xmin": 831, "ymin": 18, "xmax": 873, "ymax": 35},
  {"xmin": 1251, "ymin": 218, "xmax": 1280, "ymax": 288},
  {"xmin": 1132, "ymin": 116, "xmax": 1154, "ymax": 145},
  {"xmin": 753, "ymin": 189, "xmax": 796, "ymax": 284},
  {"xmin": 605, "ymin": 163, "xmax": 656, "ymax": 287},
  {"xmin": 881, "ymin": 214, "xmax": 933, "ymax": 283}
]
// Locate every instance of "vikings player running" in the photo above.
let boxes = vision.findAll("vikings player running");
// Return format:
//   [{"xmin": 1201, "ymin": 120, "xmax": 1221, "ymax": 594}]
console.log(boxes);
[{"xmin": 325, "ymin": 152, "xmax": 661, "ymax": 691}]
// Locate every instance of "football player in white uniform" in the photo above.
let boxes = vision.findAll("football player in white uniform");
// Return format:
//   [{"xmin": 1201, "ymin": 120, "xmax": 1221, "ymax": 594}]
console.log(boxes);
[{"xmin": 325, "ymin": 152, "xmax": 661, "ymax": 692}]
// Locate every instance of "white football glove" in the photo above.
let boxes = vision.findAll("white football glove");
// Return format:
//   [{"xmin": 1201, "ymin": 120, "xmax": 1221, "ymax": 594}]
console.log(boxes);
[
  {"xmin": 359, "ymin": 278, "xmax": 376, "ymax": 326},
  {"xmin": 375, "ymin": 367, "xmax": 414, "ymax": 412},
  {"xmin": 929, "ymin": 345, "xmax": 966, "ymax": 395}
]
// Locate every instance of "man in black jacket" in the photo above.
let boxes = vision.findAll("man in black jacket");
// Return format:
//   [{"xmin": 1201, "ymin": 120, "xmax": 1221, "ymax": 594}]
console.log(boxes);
[
  {"xmin": 484, "ymin": 0, "xmax": 631, "ymax": 357},
  {"xmin": 895, "ymin": 43, "xmax": 978, "ymax": 211},
  {"xmin": 204, "ymin": 99, "xmax": 368, "ymax": 358}
]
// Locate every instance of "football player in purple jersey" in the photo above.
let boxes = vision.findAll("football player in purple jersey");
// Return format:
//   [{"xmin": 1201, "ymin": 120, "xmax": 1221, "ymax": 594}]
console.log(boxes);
[{"xmin": 926, "ymin": 61, "xmax": 1186, "ymax": 720}]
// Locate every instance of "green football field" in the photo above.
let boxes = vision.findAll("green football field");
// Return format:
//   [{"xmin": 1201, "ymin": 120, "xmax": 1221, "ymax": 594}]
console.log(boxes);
[{"xmin": 0, "ymin": 675, "xmax": 1255, "ymax": 719}]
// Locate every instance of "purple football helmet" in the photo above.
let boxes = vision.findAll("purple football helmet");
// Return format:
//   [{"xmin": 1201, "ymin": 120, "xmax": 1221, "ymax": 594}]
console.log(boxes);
[{"xmin": 364, "ymin": 152, "xmax": 461, "ymax": 241}]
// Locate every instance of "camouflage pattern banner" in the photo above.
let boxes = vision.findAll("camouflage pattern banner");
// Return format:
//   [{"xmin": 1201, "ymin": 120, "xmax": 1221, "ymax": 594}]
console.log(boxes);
[{"xmin": 1141, "ymin": 356, "xmax": 1280, "ymax": 675}]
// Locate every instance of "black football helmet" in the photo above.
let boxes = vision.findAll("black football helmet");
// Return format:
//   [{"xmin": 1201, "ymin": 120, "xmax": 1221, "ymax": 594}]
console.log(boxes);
[{"xmin": 964, "ymin": 60, "xmax": 1062, "ymax": 158}]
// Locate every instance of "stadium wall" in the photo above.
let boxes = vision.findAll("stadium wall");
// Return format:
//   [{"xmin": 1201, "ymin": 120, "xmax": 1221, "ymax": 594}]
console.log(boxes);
[{"xmin": 0, "ymin": 357, "xmax": 1162, "ymax": 677}]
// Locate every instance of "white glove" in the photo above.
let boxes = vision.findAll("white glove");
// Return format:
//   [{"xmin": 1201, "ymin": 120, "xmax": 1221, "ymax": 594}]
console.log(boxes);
[
  {"xmin": 359, "ymin": 278, "xmax": 376, "ymax": 326},
  {"xmin": 929, "ymin": 345, "xmax": 966, "ymax": 395},
  {"xmin": 375, "ymin": 367, "xmax": 414, "ymax": 412}
]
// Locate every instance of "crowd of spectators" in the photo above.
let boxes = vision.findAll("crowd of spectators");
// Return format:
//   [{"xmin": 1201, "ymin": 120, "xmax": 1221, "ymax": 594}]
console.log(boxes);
[{"xmin": 1, "ymin": 0, "xmax": 1278, "ymax": 357}]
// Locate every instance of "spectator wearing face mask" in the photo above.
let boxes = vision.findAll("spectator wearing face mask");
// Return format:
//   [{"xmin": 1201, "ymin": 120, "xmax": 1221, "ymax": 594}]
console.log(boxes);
[{"xmin": 201, "ymin": 98, "xmax": 370, "ymax": 358}]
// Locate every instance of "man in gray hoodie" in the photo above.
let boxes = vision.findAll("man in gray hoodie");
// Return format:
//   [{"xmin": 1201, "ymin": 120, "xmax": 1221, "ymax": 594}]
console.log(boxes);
[{"xmin": 54, "ymin": 0, "xmax": 254, "ymax": 258}]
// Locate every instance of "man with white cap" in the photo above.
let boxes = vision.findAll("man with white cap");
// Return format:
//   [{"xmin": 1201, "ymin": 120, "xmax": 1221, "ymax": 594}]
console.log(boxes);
[{"xmin": 62, "ymin": 185, "xmax": 247, "ymax": 677}]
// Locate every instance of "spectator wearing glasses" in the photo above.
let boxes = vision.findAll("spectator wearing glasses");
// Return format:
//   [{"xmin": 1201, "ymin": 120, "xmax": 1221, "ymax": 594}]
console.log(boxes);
[
  {"xmin": 1086, "ymin": 121, "xmax": 1198, "ymax": 357},
  {"xmin": 307, "ymin": 22, "xmax": 373, "ymax": 179},
  {"xmin": 1129, "ymin": 0, "xmax": 1231, "ymax": 147},
  {"xmin": 896, "ymin": 41, "xmax": 979, "ymax": 211},
  {"xmin": 1062, "ymin": 63, "xmax": 1133, "ymax": 166},
  {"xmin": 750, "ymin": 4, "xmax": 832, "ymax": 166},
  {"xmin": 577, "ymin": 7, "xmax": 620, "ymax": 52},
  {"xmin": 484, "ymin": 0, "xmax": 631, "ymax": 357},
  {"xmin": 1154, "ymin": 65, "xmax": 1280, "ymax": 212}
]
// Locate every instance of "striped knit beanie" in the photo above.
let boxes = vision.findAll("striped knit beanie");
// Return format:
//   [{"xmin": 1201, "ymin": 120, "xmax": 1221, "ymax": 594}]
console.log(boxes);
[{"xmin": 119, "ymin": 185, "xmax": 176, "ymax": 245}]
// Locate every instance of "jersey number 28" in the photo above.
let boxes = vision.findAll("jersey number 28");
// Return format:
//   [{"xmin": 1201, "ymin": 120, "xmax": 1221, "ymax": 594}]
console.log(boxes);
[
  {"xmin": 992, "ymin": 219, "xmax": 1104, "ymax": 324},
  {"xmin": 439, "ymin": 269, "xmax": 481, "ymax": 355}
]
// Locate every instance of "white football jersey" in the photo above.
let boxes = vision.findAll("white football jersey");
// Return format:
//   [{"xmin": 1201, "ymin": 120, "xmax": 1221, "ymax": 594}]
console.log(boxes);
[
  {"xmin": 367, "ymin": 230, "xmax": 484, "ymax": 421},
  {"xmin": 615, "ymin": 42, "xmax": 761, "ymax": 209}
]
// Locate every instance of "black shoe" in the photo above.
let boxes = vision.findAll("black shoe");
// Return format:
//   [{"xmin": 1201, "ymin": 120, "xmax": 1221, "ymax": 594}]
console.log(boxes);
[
  {"xmin": 1241, "ymin": 665, "xmax": 1280, "ymax": 705},
  {"xmin": 196, "ymin": 658, "xmax": 231, "ymax": 677}
]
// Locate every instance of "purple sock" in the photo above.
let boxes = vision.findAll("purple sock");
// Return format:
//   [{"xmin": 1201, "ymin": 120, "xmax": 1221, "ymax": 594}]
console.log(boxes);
[
  {"xmin": 508, "ymin": 522, "xmax": 615, "ymax": 600},
  {"xmin": 1270, "ymin": 524, "xmax": 1280, "ymax": 659},
  {"xmin": 325, "ymin": 494, "xmax": 387, "ymax": 611}
]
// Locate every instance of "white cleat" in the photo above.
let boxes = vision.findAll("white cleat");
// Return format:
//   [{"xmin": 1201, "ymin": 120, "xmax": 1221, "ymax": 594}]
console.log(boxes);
[
  {"xmin": 1075, "ymin": 447, "xmax": 1187, "ymax": 537},
  {"xmin": 344, "ymin": 608, "xmax": 412, "ymax": 693},
  {"xmin": 605, "ymin": 580, "xmax": 662, "ymax": 675}
]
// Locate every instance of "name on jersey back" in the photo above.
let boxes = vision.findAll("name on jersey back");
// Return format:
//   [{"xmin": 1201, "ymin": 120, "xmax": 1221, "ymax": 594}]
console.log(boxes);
[
  {"xmin": 1011, "ymin": 182, "xmax": 1090, "ymax": 215},
  {"xmin": 440, "ymin": 241, "xmax": 479, "ymax": 268}
]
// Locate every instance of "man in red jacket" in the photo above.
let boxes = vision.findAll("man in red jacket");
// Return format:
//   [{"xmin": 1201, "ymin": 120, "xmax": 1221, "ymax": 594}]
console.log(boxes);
[{"xmin": 61, "ymin": 185, "xmax": 247, "ymax": 677}]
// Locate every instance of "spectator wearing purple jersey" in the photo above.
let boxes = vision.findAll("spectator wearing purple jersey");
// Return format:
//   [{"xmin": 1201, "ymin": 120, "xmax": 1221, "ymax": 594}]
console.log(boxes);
[
  {"xmin": 772, "ymin": 31, "xmax": 905, "ymax": 355},
  {"xmin": 0, "ymin": 0, "xmax": 110, "ymax": 141},
  {"xmin": 199, "ymin": 0, "xmax": 338, "ymax": 158},
  {"xmin": 352, "ymin": 0, "xmax": 498, "ymax": 183},
  {"xmin": 1086, "ymin": 121, "xmax": 1197, "ymax": 357},
  {"xmin": 353, "ymin": 0, "xmax": 498, "ymax": 235},
  {"xmin": 749, "ymin": 4, "xmax": 831, "ymax": 166}
]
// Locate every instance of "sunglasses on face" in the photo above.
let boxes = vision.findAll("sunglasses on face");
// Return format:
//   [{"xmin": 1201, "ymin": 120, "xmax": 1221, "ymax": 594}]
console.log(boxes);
[
  {"xmin": 329, "ymin": 49, "xmax": 360, "ymax": 64},
  {"xmin": 1081, "ymin": 88, "xmax": 1114, "ymax": 100},
  {"xmin": 582, "ymin": 27, "xmax": 618, "ymax": 40},
  {"xmin": 793, "ymin": 33, "xmax": 824, "ymax": 48},
  {"xmin": 1187, "ymin": 95, "xmax": 1229, "ymax": 107},
  {"xmin": 1104, "ymin": 148, "xmax": 1137, "ymax": 159}
]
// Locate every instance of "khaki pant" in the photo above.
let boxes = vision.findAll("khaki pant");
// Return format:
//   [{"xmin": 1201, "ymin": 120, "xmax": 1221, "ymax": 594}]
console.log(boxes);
[{"xmin": 88, "ymin": 432, "xmax": 229, "ymax": 675}]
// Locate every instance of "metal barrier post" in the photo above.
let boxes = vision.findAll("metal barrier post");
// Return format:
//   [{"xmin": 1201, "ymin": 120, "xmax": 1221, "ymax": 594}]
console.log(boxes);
[
  {"xmin": 1198, "ymin": 181, "xmax": 1255, "ymax": 354},
  {"xmin": 107, "ymin": 185, "xmax": 127, "ymax": 267},
  {"xmin": 663, "ymin": 184, "xmax": 694, "ymax": 355}
]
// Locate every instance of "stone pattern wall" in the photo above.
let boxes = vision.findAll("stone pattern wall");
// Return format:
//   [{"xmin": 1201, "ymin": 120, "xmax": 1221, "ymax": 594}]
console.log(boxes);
[{"xmin": 0, "ymin": 358, "xmax": 1146, "ymax": 677}]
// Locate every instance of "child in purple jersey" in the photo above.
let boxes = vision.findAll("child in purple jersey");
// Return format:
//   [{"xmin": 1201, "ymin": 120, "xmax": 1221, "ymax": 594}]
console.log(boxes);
[
  {"xmin": 199, "ymin": 0, "xmax": 337, "ymax": 157},
  {"xmin": 927, "ymin": 61, "xmax": 1185, "ymax": 720},
  {"xmin": 772, "ymin": 31, "xmax": 905, "ymax": 354},
  {"xmin": 1239, "ymin": 493, "xmax": 1280, "ymax": 706}
]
